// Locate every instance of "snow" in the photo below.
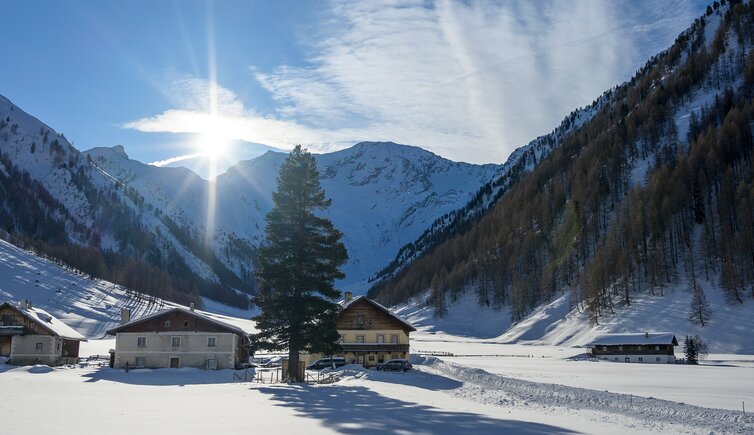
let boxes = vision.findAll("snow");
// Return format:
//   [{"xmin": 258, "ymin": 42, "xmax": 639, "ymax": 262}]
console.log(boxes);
[
  {"xmin": 2, "ymin": 339, "xmax": 752, "ymax": 434},
  {"xmin": 4, "ymin": 302, "xmax": 87, "ymax": 341}
]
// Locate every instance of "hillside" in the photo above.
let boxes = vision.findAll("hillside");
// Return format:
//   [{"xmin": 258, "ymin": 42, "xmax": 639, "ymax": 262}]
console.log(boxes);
[
  {"xmin": 372, "ymin": 0, "xmax": 754, "ymax": 349},
  {"xmin": 0, "ymin": 237, "xmax": 252, "ymax": 338}
]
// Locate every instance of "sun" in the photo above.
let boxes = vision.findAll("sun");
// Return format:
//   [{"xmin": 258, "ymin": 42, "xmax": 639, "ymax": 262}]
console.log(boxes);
[{"xmin": 195, "ymin": 116, "xmax": 231, "ymax": 159}]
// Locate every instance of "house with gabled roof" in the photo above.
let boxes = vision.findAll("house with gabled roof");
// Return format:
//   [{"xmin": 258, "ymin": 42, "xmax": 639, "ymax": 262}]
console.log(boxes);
[
  {"xmin": 305, "ymin": 292, "xmax": 416, "ymax": 368},
  {"xmin": 106, "ymin": 304, "xmax": 256, "ymax": 370},
  {"xmin": 0, "ymin": 300, "xmax": 87, "ymax": 366},
  {"xmin": 590, "ymin": 332, "xmax": 678, "ymax": 363}
]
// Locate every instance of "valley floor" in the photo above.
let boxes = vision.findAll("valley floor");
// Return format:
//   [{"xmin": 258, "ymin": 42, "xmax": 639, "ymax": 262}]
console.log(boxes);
[{"xmin": 3, "ymin": 335, "xmax": 752, "ymax": 434}]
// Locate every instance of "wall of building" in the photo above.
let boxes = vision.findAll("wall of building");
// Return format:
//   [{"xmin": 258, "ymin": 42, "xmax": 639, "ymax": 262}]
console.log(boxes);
[
  {"xmin": 596, "ymin": 354, "xmax": 676, "ymax": 364},
  {"xmin": 340, "ymin": 329, "xmax": 409, "ymax": 345},
  {"xmin": 113, "ymin": 332, "xmax": 239, "ymax": 369},
  {"xmin": 9, "ymin": 335, "xmax": 61, "ymax": 366}
]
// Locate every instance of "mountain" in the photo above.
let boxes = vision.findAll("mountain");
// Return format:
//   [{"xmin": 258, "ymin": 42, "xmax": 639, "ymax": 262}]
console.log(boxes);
[
  {"xmin": 0, "ymin": 93, "xmax": 505, "ymax": 307},
  {"xmin": 370, "ymin": 0, "xmax": 754, "ymax": 348},
  {"xmin": 86, "ymin": 141, "xmax": 504, "ymax": 293}
]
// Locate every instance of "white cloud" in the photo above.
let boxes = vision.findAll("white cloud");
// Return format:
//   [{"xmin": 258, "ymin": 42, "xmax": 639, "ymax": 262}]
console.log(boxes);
[{"xmin": 125, "ymin": 0, "xmax": 703, "ymax": 164}]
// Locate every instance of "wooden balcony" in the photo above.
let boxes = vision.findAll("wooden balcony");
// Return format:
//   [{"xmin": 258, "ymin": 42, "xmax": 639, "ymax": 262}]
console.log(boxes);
[{"xmin": 340, "ymin": 343, "xmax": 409, "ymax": 353}]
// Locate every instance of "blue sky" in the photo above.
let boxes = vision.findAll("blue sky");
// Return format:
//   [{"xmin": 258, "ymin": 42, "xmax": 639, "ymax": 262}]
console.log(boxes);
[{"xmin": 1, "ymin": 0, "xmax": 709, "ymax": 178}]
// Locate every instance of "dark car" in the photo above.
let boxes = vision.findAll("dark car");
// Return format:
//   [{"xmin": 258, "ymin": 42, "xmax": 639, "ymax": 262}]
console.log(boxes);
[
  {"xmin": 376, "ymin": 359, "xmax": 412, "ymax": 371},
  {"xmin": 306, "ymin": 357, "xmax": 347, "ymax": 370}
]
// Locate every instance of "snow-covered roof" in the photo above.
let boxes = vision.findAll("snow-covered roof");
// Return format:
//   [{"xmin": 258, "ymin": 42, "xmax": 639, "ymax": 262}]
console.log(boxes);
[
  {"xmin": 106, "ymin": 306, "xmax": 257, "ymax": 336},
  {"xmin": 0, "ymin": 302, "xmax": 87, "ymax": 341},
  {"xmin": 340, "ymin": 295, "xmax": 416, "ymax": 332},
  {"xmin": 590, "ymin": 332, "xmax": 678, "ymax": 347}
]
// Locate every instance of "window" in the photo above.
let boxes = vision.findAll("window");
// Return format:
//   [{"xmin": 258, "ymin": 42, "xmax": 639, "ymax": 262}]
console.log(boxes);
[
  {"xmin": 602, "ymin": 346, "xmax": 607, "ymax": 351},
  {"xmin": 654, "ymin": 346, "xmax": 660, "ymax": 351},
  {"xmin": 169, "ymin": 357, "xmax": 180, "ymax": 368},
  {"xmin": 207, "ymin": 337, "xmax": 216, "ymax": 347},
  {"xmin": 137, "ymin": 336, "xmax": 147, "ymax": 348},
  {"xmin": 656, "ymin": 357, "xmax": 661, "ymax": 362},
  {"xmin": 638, "ymin": 357, "xmax": 643, "ymax": 362},
  {"xmin": 35, "ymin": 342, "xmax": 43, "ymax": 353},
  {"xmin": 356, "ymin": 335, "xmax": 365, "ymax": 343},
  {"xmin": 390, "ymin": 335, "xmax": 399, "ymax": 344},
  {"xmin": 356, "ymin": 315, "xmax": 365, "ymax": 325},
  {"xmin": 164, "ymin": 320, "xmax": 171, "ymax": 328},
  {"xmin": 184, "ymin": 321, "xmax": 189, "ymax": 327},
  {"xmin": 206, "ymin": 358, "xmax": 217, "ymax": 370},
  {"xmin": 135, "ymin": 357, "xmax": 146, "ymax": 367},
  {"xmin": 368, "ymin": 355, "xmax": 375, "ymax": 362},
  {"xmin": 377, "ymin": 335, "xmax": 385, "ymax": 344},
  {"xmin": 378, "ymin": 354, "xmax": 385, "ymax": 363},
  {"xmin": 171, "ymin": 336, "xmax": 181, "ymax": 348},
  {"xmin": 625, "ymin": 357, "xmax": 630, "ymax": 362}
]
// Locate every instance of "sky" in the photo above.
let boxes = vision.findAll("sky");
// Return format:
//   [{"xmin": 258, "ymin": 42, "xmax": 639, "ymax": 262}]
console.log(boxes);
[{"xmin": 0, "ymin": 0, "xmax": 710, "ymax": 178}]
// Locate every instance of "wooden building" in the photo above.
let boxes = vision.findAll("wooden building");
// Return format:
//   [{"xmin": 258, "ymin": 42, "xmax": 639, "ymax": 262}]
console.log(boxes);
[
  {"xmin": 305, "ymin": 293, "xmax": 416, "ymax": 368},
  {"xmin": 0, "ymin": 300, "xmax": 87, "ymax": 366},
  {"xmin": 590, "ymin": 332, "xmax": 678, "ymax": 363},
  {"xmin": 106, "ymin": 304, "xmax": 256, "ymax": 370}
]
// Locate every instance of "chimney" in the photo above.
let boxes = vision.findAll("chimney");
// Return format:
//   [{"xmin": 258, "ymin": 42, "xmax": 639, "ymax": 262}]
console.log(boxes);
[
  {"xmin": 120, "ymin": 308, "xmax": 131, "ymax": 325},
  {"xmin": 645, "ymin": 332, "xmax": 649, "ymax": 338},
  {"xmin": 190, "ymin": 303, "xmax": 195, "ymax": 312},
  {"xmin": 23, "ymin": 299, "xmax": 32, "ymax": 309},
  {"xmin": 344, "ymin": 291, "xmax": 352, "ymax": 303}
]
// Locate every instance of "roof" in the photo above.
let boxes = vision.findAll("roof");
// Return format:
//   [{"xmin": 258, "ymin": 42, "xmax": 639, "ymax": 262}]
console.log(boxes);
[
  {"xmin": 340, "ymin": 295, "xmax": 416, "ymax": 332},
  {"xmin": 0, "ymin": 302, "xmax": 87, "ymax": 341},
  {"xmin": 590, "ymin": 332, "xmax": 678, "ymax": 347},
  {"xmin": 105, "ymin": 306, "xmax": 258, "ymax": 336}
]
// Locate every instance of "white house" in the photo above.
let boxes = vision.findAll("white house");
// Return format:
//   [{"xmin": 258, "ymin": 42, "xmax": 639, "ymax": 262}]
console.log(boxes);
[
  {"xmin": 106, "ymin": 304, "xmax": 256, "ymax": 370},
  {"xmin": 0, "ymin": 300, "xmax": 87, "ymax": 366}
]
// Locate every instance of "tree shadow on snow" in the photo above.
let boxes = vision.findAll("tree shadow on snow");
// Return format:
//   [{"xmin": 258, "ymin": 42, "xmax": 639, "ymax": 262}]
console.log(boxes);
[
  {"xmin": 357, "ymin": 368, "xmax": 463, "ymax": 391},
  {"xmin": 257, "ymin": 384, "xmax": 577, "ymax": 435},
  {"xmin": 81, "ymin": 367, "xmax": 248, "ymax": 386}
]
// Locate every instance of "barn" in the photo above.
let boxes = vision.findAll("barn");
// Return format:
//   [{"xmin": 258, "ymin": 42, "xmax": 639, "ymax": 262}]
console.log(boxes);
[{"xmin": 590, "ymin": 332, "xmax": 678, "ymax": 363}]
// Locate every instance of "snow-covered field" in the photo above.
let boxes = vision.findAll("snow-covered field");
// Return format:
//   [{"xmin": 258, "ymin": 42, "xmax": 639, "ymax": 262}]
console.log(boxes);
[{"xmin": 2, "ymin": 344, "xmax": 752, "ymax": 435}]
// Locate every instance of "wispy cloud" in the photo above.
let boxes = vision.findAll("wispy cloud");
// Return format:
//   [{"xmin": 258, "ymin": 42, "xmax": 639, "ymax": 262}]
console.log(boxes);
[{"xmin": 125, "ymin": 0, "xmax": 703, "ymax": 165}]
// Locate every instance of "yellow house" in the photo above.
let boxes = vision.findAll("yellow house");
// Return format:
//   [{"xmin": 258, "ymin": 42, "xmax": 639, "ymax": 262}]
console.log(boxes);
[{"xmin": 307, "ymin": 293, "xmax": 416, "ymax": 368}]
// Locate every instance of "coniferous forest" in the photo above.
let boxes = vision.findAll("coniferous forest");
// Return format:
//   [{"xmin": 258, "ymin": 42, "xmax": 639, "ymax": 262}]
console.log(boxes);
[{"xmin": 371, "ymin": 0, "xmax": 754, "ymax": 322}]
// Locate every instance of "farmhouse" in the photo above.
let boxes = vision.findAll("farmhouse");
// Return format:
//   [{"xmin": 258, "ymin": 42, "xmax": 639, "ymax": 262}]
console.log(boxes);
[
  {"xmin": 0, "ymin": 300, "xmax": 87, "ymax": 366},
  {"xmin": 590, "ymin": 332, "xmax": 678, "ymax": 363},
  {"xmin": 305, "ymin": 293, "xmax": 416, "ymax": 368},
  {"xmin": 106, "ymin": 304, "xmax": 255, "ymax": 370}
]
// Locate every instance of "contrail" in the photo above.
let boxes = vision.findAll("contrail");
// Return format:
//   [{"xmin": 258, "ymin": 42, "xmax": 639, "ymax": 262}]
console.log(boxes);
[{"xmin": 149, "ymin": 152, "xmax": 203, "ymax": 167}]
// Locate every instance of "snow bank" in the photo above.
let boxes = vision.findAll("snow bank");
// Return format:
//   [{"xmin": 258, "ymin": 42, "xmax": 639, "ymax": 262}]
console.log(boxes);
[{"xmin": 417, "ymin": 356, "xmax": 754, "ymax": 434}]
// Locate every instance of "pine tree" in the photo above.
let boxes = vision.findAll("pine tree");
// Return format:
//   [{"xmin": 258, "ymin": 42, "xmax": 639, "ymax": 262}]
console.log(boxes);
[
  {"xmin": 693, "ymin": 335, "xmax": 708, "ymax": 362},
  {"xmin": 684, "ymin": 335, "xmax": 698, "ymax": 364},
  {"xmin": 251, "ymin": 145, "xmax": 348, "ymax": 382},
  {"xmin": 688, "ymin": 281, "xmax": 712, "ymax": 327}
]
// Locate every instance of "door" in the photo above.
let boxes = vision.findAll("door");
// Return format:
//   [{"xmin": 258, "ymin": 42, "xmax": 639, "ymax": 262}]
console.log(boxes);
[
  {"xmin": 206, "ymin": 358, "xmax": 217, "ymax": 370},
  {"xmin": 169, "ymin": 357, "xmax": 180, "ymax": 368},
  {"xmin": 0, "ymin": 336, "xmax": 11, "ymax": 356},
  {"xmin": 357, "ymin": 354, "xmax": 365, "ymax": 366}
]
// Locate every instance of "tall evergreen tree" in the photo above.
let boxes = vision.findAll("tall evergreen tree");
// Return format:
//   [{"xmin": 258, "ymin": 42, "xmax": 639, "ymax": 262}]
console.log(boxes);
[
  {"xmin": 688, "ymin": 281, "xmax": 712, "ymax": 327},
  {"xmin": 251, "ymin": 145, "xmax": 348, "ymax": 381}
]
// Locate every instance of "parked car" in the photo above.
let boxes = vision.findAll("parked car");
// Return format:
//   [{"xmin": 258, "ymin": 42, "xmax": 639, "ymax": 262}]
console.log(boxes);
[
  {"xmin": 376, "ymin": 359, "xmax": 412, "ymax": 371},
  {"xmin": 307, "ymin": 357, "xmax": 347, "ymax": 370}
]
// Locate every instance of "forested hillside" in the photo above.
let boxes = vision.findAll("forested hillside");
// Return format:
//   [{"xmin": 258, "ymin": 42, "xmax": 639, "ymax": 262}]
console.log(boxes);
[{"xmin": 371, "ymin": 1, "xmax": 754, "ymax": 325}]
